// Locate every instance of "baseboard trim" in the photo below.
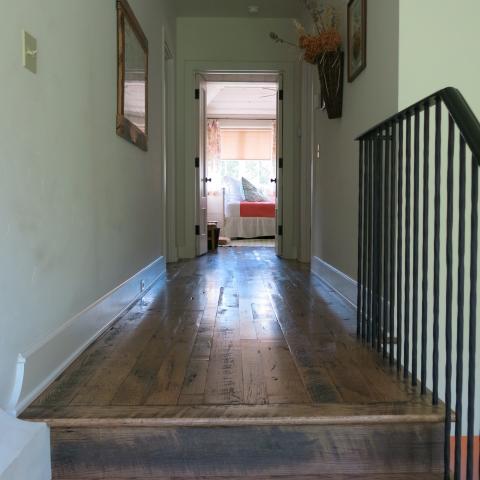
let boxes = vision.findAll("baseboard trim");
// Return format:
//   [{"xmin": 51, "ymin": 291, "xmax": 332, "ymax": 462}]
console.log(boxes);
[
  {"xmin": 14, "ymin": 256, "xmax": 166, "ymax": 416},
  {"xmin": 311, "ymin": 256, "xmax": 357, "ymax": 308}
]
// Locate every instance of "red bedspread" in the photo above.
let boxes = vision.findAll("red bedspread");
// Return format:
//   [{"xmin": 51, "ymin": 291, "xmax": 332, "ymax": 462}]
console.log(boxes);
[{"xmin": 240, "ymin": 201, "xmax": 276, "ymax": 218}]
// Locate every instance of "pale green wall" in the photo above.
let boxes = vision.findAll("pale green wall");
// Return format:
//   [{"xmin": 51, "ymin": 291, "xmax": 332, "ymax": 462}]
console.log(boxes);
[
  {"xmin": 398, "ymin": 0, "xmax": 480, "ymax": 117},
  {"xmin": 175, "ymin": 17, "xmax": 303, "ymax": 259},
  {"xmin": 311, "ymin": 0, "xmax": 400, "ymax": 279},
  {"xmin": 309, "ymin": 0, "xmax": 480, "ymax": 432},
  {"xmin": 312, "ymin": 0, "xmax": 480, "ymax": 280},
  {"xmin": 0, "ymin": 0, "xmax": 175, "ymax": 409},
  {"xmin": 398, "ymin": 0, "xmax": 480, "ymax": 433}
]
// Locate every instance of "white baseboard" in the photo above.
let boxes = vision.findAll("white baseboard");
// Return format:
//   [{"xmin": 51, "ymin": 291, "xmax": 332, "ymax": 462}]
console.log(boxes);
[
  {"xmin": 14, "ymin": 256, "xmax": 166, "ymax": 416},
  {"xmin": 311, "ymin": 256, "xmax": 357, "ymax": 308}
]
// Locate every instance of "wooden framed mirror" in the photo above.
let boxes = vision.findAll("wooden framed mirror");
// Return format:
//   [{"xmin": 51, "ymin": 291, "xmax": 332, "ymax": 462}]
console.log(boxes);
[{"xmin": 116, "ymin": 0, "xmax": 148, "ymax": 151}]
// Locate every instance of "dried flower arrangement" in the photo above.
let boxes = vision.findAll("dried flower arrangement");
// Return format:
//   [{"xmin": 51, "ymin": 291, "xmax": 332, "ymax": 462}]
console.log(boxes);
[
  {"xmin": 270, "ymin": 1, "xmax": 344, "ymax": 119},
  {"xmin": 269, "ymin": 1, "xmax": 342, "ymax": 63}
]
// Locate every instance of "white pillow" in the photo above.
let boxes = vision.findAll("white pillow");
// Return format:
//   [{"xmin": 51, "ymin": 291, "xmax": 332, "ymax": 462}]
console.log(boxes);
[{"xmin": 223, "ymin": 176, "xmax": 245, "ymax": 201}]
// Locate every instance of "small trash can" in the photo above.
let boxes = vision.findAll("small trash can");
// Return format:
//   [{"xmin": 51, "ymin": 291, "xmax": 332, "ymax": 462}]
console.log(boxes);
[{"xmin": 208, "ymin": 222, "xmax": 220, "ymax": 251}]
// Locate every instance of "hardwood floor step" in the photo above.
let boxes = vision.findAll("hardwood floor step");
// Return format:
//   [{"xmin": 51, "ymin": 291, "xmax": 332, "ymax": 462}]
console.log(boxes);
[
  {"xmin": 56, "ymin": 475, "xmax": 442, "ymax": 480},
  {"xmin": 22, "ymin": 250, "xmax": 446, "ymax": 479},
  {"xmin": 49, "ymin": 422, "xmax": 443, "ymax": 479}
]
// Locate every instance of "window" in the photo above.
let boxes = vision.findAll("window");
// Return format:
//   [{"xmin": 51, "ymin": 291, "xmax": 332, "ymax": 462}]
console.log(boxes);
[{"xmin": 207, "ymin": 119, "xmax": 276, "ymax": 196}]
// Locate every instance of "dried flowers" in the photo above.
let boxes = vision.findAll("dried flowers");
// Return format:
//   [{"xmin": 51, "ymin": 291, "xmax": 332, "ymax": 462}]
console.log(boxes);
[{"xmin": 270, "ymin": 1, "xmax": 342, "ymax": 65}]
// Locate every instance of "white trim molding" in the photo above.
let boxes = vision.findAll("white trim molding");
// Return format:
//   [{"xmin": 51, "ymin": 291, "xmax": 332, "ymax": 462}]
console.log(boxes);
[
  {"xmin": 14, "ymin": 256, "xmax": 166, "ymax": 416},
  {"xmin": 311, "ymin": 256, "xmax": 357, "ymax": 307}
]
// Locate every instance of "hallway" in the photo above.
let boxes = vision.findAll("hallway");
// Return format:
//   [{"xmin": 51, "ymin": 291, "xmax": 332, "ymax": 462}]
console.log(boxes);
[{"xmin": 26, "ymin": 248, "xmax": 418, "ymax": 410}]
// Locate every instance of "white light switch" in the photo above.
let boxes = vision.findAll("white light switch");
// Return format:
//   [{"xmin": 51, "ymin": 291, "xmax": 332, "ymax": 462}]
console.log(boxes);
[{"xmin": 22, "ymin": 30, "xmax": 37, "ymax": 74}]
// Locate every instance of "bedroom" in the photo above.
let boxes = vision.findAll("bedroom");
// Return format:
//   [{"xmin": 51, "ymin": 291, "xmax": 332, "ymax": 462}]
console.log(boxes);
[{"xmin": 205, "ymin": 80, "xmax": 280, "ymax": 249}]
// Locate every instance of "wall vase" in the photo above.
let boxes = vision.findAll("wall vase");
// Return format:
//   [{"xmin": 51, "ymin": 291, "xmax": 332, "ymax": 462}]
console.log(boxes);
[{"xmin": 317, "ymin": 50, "xmax": 344, "ymax": 119}]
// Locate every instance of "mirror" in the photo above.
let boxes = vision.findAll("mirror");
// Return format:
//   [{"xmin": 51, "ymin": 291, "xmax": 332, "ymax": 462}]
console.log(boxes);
[{"xmin": 116, "ymin": 0, "xmax": 148, "ymax": 151}]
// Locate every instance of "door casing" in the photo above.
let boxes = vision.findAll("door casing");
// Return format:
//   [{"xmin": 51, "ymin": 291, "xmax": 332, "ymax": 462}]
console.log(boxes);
[{"xmin": 193, "ymin": 70, "xmax": 284, "ymax": 256}]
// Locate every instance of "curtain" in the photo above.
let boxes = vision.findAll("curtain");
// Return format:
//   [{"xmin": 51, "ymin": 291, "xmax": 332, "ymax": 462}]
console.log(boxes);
[
  {"xmin": 220, "ymin": 129, "xmax": 274, "ymax": 160},
  {"xmin": 208, "ymin": 119, "xmax": 221, "ymax": 160}
]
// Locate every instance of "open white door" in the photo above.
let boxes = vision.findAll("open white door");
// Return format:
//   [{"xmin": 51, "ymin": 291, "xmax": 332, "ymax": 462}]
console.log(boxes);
[
  {"xmin": 195, "ymin": 73, "xmax": 208, "ymax": 256},
  {"xmin": 275, "ymin": 76, "xmax": 283, "ymax": 257}
]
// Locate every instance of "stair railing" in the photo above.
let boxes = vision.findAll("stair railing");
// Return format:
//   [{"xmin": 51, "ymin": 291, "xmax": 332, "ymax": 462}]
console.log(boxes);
[{"xmin": 356, "ymin": 87, "xmax": 480, "ymax": 480}]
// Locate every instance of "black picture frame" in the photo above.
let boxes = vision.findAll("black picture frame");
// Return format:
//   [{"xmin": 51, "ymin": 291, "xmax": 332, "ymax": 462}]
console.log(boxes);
[{"xmin": 347, "ymin": 0, "xmax": 367, "ymax": 82}]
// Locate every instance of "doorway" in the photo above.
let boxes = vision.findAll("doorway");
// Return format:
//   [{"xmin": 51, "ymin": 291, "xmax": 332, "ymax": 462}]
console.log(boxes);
[{"xmin": 195, "ymin": 73, "xmax": 283, "ymax": 256}]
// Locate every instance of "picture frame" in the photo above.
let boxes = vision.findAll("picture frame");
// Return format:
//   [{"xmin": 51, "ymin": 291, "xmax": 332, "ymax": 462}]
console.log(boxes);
[
  {"xmin": 116, "ymin": 0, "xmax": 149, "ymax": 151},
  {"xmin": 347, "ymin": 0, "xmax": 367, "ymax": 82}
]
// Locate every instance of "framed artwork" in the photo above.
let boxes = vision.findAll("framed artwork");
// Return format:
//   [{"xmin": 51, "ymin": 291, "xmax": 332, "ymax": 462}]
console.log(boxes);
[
  {"xmin": 347, "ymin": 0, "xmax": 367, "ymax": 82},
  {"xmin": 116, "ymin": 0, "xmax": 149, "ymax": 151}
]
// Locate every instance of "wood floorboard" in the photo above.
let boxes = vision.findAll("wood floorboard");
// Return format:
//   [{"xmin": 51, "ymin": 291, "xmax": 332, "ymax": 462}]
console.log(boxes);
[{"xmin": 23, "ymin": 247, "xmax": 438, "ymax": 416}]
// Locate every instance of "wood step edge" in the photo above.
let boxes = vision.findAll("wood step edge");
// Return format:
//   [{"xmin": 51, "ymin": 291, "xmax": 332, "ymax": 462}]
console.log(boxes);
[
  {"xmin": 36, "ymin": 412, "xmax": 445, "ymax": 428},
  {"xmin": 22, "ymin": 403, "xmax": 446, "ymax": 428}
]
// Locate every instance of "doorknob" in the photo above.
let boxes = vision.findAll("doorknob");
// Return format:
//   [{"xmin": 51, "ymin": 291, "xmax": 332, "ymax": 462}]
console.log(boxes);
[
  {"xmin": 270, "ymin": 178, "xmax": 277, "ymax": 183},
  {"xmin": 204, "ymin": 178, "xmax": 212, "ymax": 183}
]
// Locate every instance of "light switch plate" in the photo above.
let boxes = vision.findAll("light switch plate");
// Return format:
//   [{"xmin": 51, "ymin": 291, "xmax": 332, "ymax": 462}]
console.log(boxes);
[{"xmin": 22, "ymin": 30, "xmax": 37, "ymax": 74}]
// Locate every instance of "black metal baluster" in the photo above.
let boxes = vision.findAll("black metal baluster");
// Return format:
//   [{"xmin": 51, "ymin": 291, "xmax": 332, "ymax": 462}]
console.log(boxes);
[
  {"xmin": 371, "ymin": 138, "xmax": 377, "ymax": 349},
  {"xmin": 404, "ymin": 113, "xmax": 412, "ymax": 379},
  {"xmin": 357, "ymin": 141, "xmax": 364, "ymax": 338},
  {"xmin": 372, "ymin": 137, "xmax": 379, "ymax": 350},
  {"xmin": 367, "ymin": 139, "xmax": 373, "ymax": 345},
  {"xmin": 444, "ymin": 114, "xmax": 455, "ymax": 479},
  {"xmin": 362, "ymin": 141, "xmax": 369, "ymax": 342},
  {"xmin": 371, "ymin": 137, "xmax": 376, "ymax": 347},
  {"xmin": 397, "ymin": 118, "xmax": 404, "ymax": 372},
  {"xmin": 433, "ymin": 97, "xmax": 442, "ymax": 405},
  {"xmin": 377, "ymin": 135, "xmax": 384, "ymax": 353},
  {"xmin": 454, "ymin": 135, "xmax": 466, "ymax": 480},
  {"xmin": 390, "ymin": 121, "xmax": 397, "ymax": 366},
  {"xmin": 412, "ymin": 108, "xmax": 420, "ymax": 386},
  {"xmin": 421, "ymin": 102, "xmax": 430, "ymax": 395},
  {"xmin": 383, "ymin": 128, "xmax": 391, "ymax": 358},
  {"xmin": 365, "ymin": 140, "xmax": 372, "ymax": 342},
  {"xmin": 466, "ymin": 155, "xmax": 478, "ymax": 480}
]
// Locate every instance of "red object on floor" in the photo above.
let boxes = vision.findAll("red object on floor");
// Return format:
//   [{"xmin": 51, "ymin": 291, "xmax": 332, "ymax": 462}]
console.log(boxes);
[
  {"xmin": 240, "ymin": 201, "xmax": 276, "ymax": 218},
  {"xmin": 450, "ymin": 436, "xmax": 480, "ymax": 479}
]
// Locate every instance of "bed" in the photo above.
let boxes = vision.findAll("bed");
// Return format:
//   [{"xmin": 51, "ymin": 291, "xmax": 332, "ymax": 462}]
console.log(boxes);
[{"xmin": 221, "ymin": 177, "xmax": 276, "ymax": 239}]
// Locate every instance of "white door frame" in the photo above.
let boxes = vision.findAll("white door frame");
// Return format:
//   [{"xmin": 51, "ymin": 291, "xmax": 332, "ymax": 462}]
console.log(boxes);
[
  {"xmin": 299, "ymin": 63, "xmax": 314, "ymax": 263},
  {"xmin": 275, "ymin": 74, "xmax": 284, "ymax": 256},
  {"xmin": 194, "ymin": 73, "xmax": 209, "ymax": 256},
  {"xmin": 163, "ymin": 32, "xmax": 177, "ymax": 262},
  {"xmin": 195, "ymin": 70, "xmax": 284, "ymax": 256},
  {"xmin": 178, "ymin": 60, "xmax": 301, "ymax": 260}
]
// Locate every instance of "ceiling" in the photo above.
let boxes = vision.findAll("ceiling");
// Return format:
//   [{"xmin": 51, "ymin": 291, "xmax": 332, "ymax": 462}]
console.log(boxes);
[
  {"xmin": 174, "ymin": 0, "xmax": 302, "ymax": 18},
  {"xmin": 207, "ymin": 82, "xmax": 278, "ymax": 117}
]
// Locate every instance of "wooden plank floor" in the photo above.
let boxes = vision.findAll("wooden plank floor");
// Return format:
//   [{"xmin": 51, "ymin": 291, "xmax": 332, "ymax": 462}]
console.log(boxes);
[{"xmin": 24, "ymin": 247, "xmax": 436, "ymax": 417}]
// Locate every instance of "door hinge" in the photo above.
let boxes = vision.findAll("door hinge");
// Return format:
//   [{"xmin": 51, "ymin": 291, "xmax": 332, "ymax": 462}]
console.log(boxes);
[
  {"xmin": 195, "ymin": 88, "xmax": 200, "ymax": 99},
  {"xmin": 279, "ymin": 157, "xmax": 283, "ymax": 168},
  {"xmin": 278, "ymin": 225, "xmax": 283, "ymax": 236},
  {"xmin": 195, "ymin": 157, "xmax": 200, "ymax": 168},
  {"xmin": 279, "ymin": 89, "xmax": 284, "ymax": 101},
  {"xmin": 195, "ymin": 225, "xmax": 200, "ymax": 235}
]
